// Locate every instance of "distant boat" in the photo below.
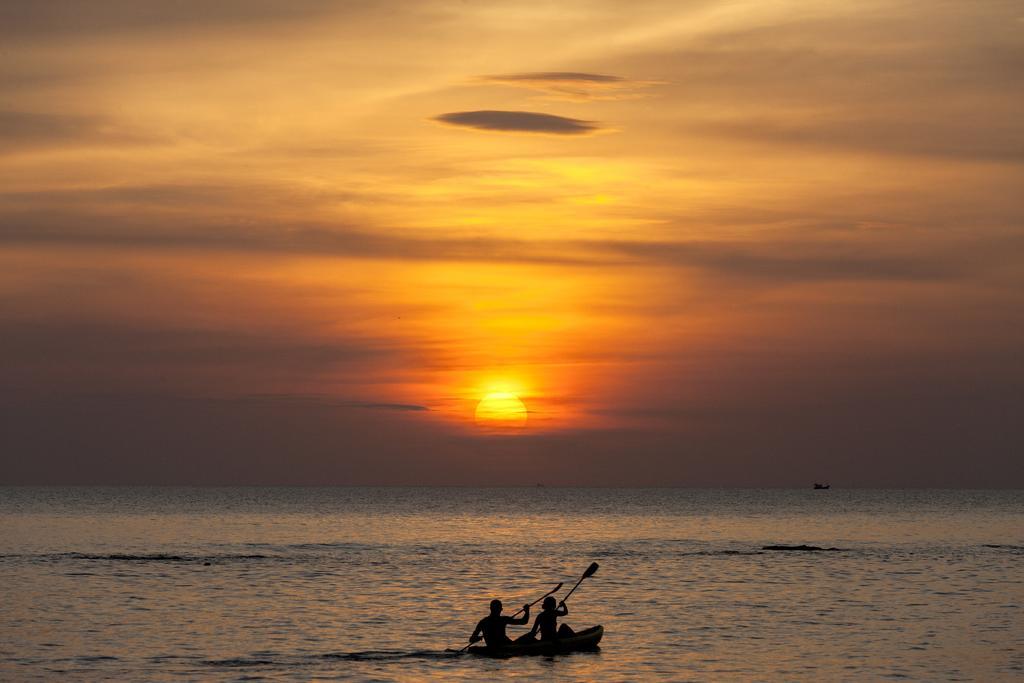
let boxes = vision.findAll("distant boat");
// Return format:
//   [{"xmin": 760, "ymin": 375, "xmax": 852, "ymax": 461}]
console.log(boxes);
[{"xmin": 813, "ymin": 483, "xmax": 830, "ymax": 490}]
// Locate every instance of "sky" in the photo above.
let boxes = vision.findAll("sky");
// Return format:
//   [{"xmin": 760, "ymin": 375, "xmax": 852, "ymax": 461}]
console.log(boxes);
[{"xmin": 1, "ymin": 0, "xmax": 1022, "ymax": 486}]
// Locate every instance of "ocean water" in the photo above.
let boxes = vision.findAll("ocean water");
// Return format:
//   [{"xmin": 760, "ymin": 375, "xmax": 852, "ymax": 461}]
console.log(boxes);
[{"xmin": 1, "ymin": 487, "xmax": 1021, "ymax": 681}]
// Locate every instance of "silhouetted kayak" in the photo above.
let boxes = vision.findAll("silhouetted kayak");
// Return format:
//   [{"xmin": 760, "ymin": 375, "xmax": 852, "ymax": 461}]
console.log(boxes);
[{"xmin": 468, "ymin": 626, "xmax": 603, "ymax": 657}]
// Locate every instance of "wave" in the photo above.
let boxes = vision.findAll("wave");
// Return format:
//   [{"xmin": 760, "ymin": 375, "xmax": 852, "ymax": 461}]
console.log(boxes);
[
  {"xmin": 687, "ymin": 549, "xmax": 765, "ymax": 556},
  {"xmin": 202, "ymin": 650, "xmax": 461, "ymax": 669},
  {"xmin": 762, "ymin": 545, "xmax": 846, "ymax": 552},
  {"xmin": 8, "ymin": 541, "xmax": 1014, "ymax": 566},
  {"xmin": 67, "ymin": 552, "xmax": 272, "ymax": 562},
  {"xmin": 204, "ymin": 657, "xmax": 278, "ymax": 667},
  {"xmin": 0, "ymin": 547, "xmax": 814, "ymax": 563},
  {"xmin": 0, "ymin": 552, "xmax": 276, "ymax": 563}
]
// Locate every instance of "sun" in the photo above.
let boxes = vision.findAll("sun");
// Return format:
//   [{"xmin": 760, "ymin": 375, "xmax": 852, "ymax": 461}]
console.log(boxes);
[{"xmin": 475, "ymin": 392, "xmax": 528, "ymax": 429}]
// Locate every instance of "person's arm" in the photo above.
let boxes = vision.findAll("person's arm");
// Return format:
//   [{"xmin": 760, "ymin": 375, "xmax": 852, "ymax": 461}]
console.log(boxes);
[
  {"xmin": 557, "ymin": 601, "xmax": 568, "ymax": 617},
  {"xmin": 528, "ymin": 613, "xmax": 541, "ymax": 637},
  {"xmin": 469, "ymin": 618, "xmax": 485, "ymax": 643},
  {"xmin": 508, "ymin": 604, "xmax": 530, "ymax": 625}
]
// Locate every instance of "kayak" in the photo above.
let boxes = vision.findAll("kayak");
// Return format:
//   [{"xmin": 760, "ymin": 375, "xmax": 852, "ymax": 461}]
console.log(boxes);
[{"xmin": 468, "ymin": 625, "xmax": 603, "ymax": 657}]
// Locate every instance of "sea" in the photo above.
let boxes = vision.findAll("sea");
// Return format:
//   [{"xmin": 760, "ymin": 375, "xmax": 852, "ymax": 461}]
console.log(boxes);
[{"xmin": 1, "ymin": 487, "xmax": 1021, "ymax": 681}]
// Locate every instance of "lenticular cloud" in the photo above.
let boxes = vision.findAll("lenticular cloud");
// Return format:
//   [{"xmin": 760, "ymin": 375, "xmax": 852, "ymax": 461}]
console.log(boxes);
[{"xmin": 433, "ymin": 110, "xmax": 599, "ymax": 135}]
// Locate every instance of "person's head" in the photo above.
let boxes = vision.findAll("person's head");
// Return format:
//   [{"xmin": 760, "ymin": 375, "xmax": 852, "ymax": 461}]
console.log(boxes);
[
  {"xmin": 489, "ymin": 599, "xmax": 502, "ymax": 615},
  {"xmin": 542, "ymin": 596, "xmax": 556, "ymax": 610}
]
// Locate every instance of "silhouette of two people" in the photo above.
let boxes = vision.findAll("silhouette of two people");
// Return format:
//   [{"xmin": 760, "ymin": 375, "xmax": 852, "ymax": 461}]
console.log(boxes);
[{"xmin": 469, "ymin": 596, "xmax": 575, "ymax": 648}]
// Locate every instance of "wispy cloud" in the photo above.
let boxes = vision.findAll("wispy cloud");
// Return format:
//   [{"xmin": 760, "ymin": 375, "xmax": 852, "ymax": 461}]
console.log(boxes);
[
  {"xmin": 3, "ymin": 200, "xmax": 1013, "ymax": 283},
  {"xmin": 245, "ymin": 394, "xmax": 429, "ymax": 411},
  {"xmin": 693, "ymin": 116, "xmax": 1024, "ymax": 163},
  {"xmin": 0, "ymin": 320, "xmax": 389, "ymax": 374},
  {"xmin": 616, "ymin": 3, "xmax": 1023, "ymax": 162},
  {"xmin": 0, "ymin": 111, "xmax": 158, "ymax": 155},
  {"xmin": 433, "ymin": 110, "xmax": 600, "ymax": 135},
  {"xmin": 492, "ymin": 72, "xmax": 624, "ymax": 84},
  {"xmin": 480, "ymin": 72, "xmax": 655, "ymax": 100},
  {"xmin": 0, "ymin": 0, "xmax": 341, "ymax": 38}
]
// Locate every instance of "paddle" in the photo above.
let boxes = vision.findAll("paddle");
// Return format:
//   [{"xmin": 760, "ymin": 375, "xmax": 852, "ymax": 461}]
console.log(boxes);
[
  {"xmin": 510, "ymin": 582, "xmax": 563, "ymax": 619},
  {"xmin": 560, "ymin": 562, "xmax": 599, "ymax": 605},
  {"xmin": 453, "ymin": 582, "xmax": 564, "ymax": 653}
]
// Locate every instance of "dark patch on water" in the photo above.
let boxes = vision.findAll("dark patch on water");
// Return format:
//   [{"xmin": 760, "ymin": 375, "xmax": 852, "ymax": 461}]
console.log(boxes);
[
  {"xmin": 694, "ymin": 550, "xmax": 764, "ymax": 556},
  {"xmin": 202, "ymin": 650, "xmax": 459, "ymax": 669},
  {"xmin": 204, "ymin": 658, "xmax": 277, "ymax": 667},
  {"xmin": 49, "ymin": 655, "xmax": 119, "ymax": 663},
  {"xmin": 762, "ymin": 545, "xmax": 845, "ymax": 552},
  {"xmin": 72, "ymin": 553, "xmax": 189, "ymax": 561},
  {"xmin": 590, "ymin": 543, "xmax": 766, "ymax": 558},
  {"xmin": 281, "ymin": 542, "xmax": 375, "ymax": 551},
  {"xmin": 44, "ymin": 552, "xmax": 273, "ymax": 563},
  {"xmin": 322, "ymin": 649, "xmax": 459, "ymax": 662},
  {"xmin": 75, "ymin": 655, "xmax": 118, "ymax": 662}
]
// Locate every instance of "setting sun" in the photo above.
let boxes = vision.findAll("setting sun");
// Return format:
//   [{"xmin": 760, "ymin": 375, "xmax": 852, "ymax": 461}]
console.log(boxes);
[{"xmin": 474, "ymin": 392, "xmax": 528, "ymax": 429}]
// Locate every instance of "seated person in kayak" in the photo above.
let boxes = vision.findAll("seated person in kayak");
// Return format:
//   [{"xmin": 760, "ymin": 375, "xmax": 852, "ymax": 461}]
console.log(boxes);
[
  {"xmin": 469, "ymin": 599, "xmax": 530, "ymax": 648},
  {"xmin": 526, "ymin": 597, "xmax": 575, "ymax": 641}
]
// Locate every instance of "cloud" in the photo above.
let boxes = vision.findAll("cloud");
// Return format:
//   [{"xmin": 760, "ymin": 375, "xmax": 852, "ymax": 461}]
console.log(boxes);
[
  {"xmin": 433, "ymin": 110, "xmax": 600, "ymax": 135},
  {"xmin": 0, "ymin": 319, "xmax": 392, "ymax": 390},
  {"xmin": 0, "ymin": 214, "xmax": 590, "ymax": 266},
  {"xmin": 492, "ymin": 72, "xmax": 624, "ymax": 84},
  {"xmin": 480, "ymin": 72, "xmax": 655, "ymax": 100},
  {"xmin": 692, "ymin": 116, "xmax": 1024, "ymax": 163},
  {"xmin": 2, "ymin": 350, "xmax": 1021, "ymax": 486},
  {"xmin": 602, "ymin": 238, "xmax": 971, "ymax": 282},
  {"xmin": 0, "ymin": 183, "xmax": 356, "ymax": 213},
  {"xmin": 0, "ymin": 0, "xmax": 341, "ymax": 39},
  {"xmin": 0, "ymin": 392, "xmax": 454, "ymax": 485},
  {"xmin": 612, "ymin": 2, "xmax": 1024, "ymax": 162},
  {"xmin": 2, "ymin": 192, "xmax": 1017, "ymax": 283},
  {"xmin": 245, "ymin": 394, "xmax": 429, "ymax": 411},
  {"xmin": 4, "ymin": 209, "xmax": 1015, "ymax": 284},
  {"xmin": 0, "ymin": 111, "xmax": 157, "ymax": 155}
]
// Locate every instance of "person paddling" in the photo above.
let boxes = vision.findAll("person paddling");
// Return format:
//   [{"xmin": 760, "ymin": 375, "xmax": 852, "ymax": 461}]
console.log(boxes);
[
  {"xmin": 527, "ymin": 596, "xmax": 575, "ymax": 642},
  {"xmin": 469, "ymin": 599, "xmax": 530, "ymax": 648}
]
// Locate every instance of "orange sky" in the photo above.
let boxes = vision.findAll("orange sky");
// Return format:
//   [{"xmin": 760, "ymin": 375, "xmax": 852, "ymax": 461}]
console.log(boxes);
[{"xmin": 1, "ymin": 1, "xmax": 1022, "ymax": 485}]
